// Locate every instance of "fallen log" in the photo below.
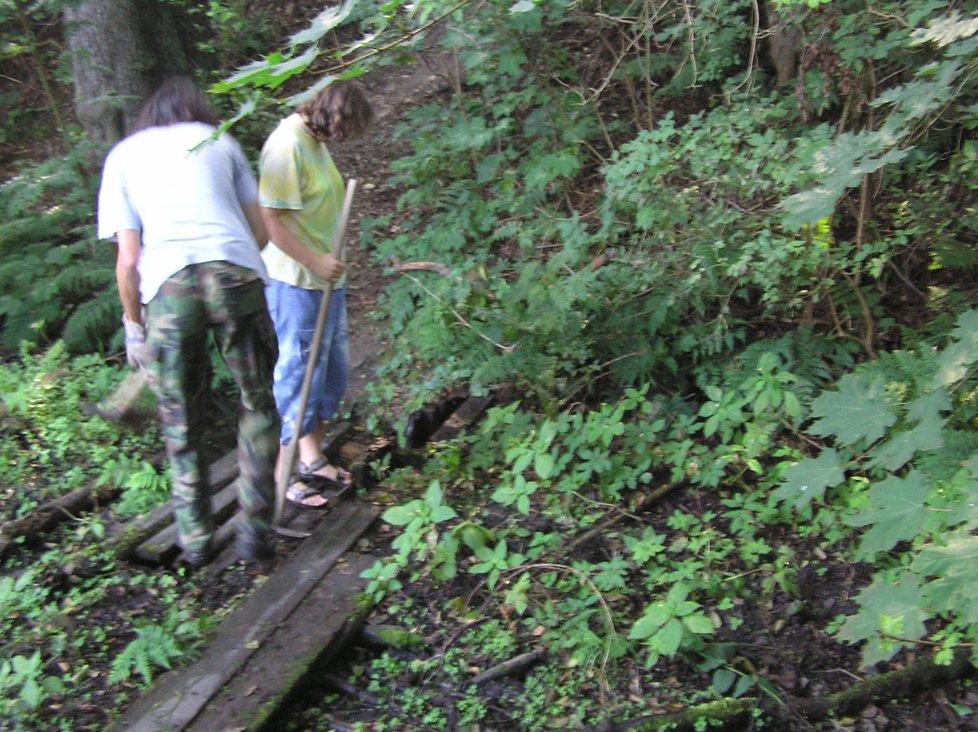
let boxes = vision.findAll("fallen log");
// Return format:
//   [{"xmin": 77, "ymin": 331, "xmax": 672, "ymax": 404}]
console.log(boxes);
[
  {"xmin": 589, "ymin": 650, "xmax": 974, "ymax": 731},
  {"xmin": 0, "ymin": 471, "xmax": 138, "ymax": 557},
  {"xmin": 469, "ymin": 647, "xmax": 546, "ymax": 686}
]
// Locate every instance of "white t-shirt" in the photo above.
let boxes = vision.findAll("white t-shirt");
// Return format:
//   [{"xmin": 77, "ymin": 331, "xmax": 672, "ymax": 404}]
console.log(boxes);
[{"xmin": 97, "ymin": 122, "xmax": 268, "ymax": 304}]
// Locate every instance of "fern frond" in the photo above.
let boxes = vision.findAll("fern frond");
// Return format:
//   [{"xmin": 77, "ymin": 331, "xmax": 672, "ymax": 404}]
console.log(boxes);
[
  {"xmin": 63, "ymin": 293, "xmax": 121, "ymax": 354},
  {"xmin": 52, "ymin": 266, "xmax": 115, "ymax": 300}
]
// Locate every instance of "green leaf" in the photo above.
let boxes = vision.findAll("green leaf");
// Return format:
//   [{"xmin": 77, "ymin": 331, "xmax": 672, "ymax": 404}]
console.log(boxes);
[
  {"xmin": 867, "ymin": 391, "xmax": 946, "ymax": 472},
  {"xmin": 932, "ymin": 310, "xmax": 978, "ymax": 389},
  {"xmin": 534, "ymin": 451, "xmax": 556, "ymax": 480},
  {"xmin": 846, "ymin": 471, "xmax": 932, "ymax": 556},
  {"xmin": 683, "ymin": 613, "xmax": 715, "ymax": 635},
  {"xmin": 912, "ymin": 530, "xmax": 978, "ymax": 625},
  {"xmin": 838, "ymin": 575, "xmax": 927, "ymax": 667},
  {"xmin": 713, "ymin": 668, "xmax": 736, "ymax": 695},
  {"xmin": 657, "ymin": 618, "xmax": 684, "ymax": 657},
  {"xmin": 382, "ymin": 501, "xmax": 421, "ymax": 526},
  {"xmin": 629, "ymin": 602, "xmax": 670, "ymax": 639},
  {"xmin": 781, "ymin": 132, "xmax": 909, "ymax": 229},
  {"xmin": 212, "ymin": 96, "xmax": 258, "ymax": 139},
  {"xmin": 772, "ymin": 449, "xmax": 846, "ymax": 508},
  {"xmin": 424, "ymin": 480, "xmax": 444, "ymax": 509},
  {"xmin": 809, "ymin": 374, "xmax": 896, "ymax": 448},
  {"xmin": 431, "ymin": 505, "xmax": 458, "ymax": 523},
  {"xmin": 911, "ymin": 11, "xmax": 978, "ymax": 47},
  {"xmin": 286, "ymin": 1, "xmax": 354, "ymax": 46}
]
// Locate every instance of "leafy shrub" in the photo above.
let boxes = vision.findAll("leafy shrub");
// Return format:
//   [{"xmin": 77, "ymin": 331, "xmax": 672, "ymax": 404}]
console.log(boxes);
[
  {"xmin": 774, "ymin": 309, "xmax": 978, "ymax": 666},
  {"xmin": 0, "ymin": 144, "xmax": 118, "ymax": 355}
]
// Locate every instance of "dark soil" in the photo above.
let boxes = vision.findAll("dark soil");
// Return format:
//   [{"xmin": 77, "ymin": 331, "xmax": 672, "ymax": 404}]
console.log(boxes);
[{"xmin": 4, "ymin": 10, "xmax": 978, "ymax": 732}]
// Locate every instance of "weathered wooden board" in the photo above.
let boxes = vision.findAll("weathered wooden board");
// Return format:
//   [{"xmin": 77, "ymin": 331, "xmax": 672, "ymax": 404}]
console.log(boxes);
[
  {"xmin": 113, "ymin": 499, "xmax": 380, "ymax": 732},
  {"xmin": 429, "ymin": 394, "xmax": 493, "ymax": 441},
  {"xmin": 108, "ymin": 450, "xmax": 238, "ymax": 561},
  {"xmin": 187, "ymin": 552, "xmax": 376, "ymax": 731}
]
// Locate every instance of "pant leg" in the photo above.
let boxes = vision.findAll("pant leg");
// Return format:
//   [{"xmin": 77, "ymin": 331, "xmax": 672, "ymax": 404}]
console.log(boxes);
[
  {"xmin": 318, "ymin": 287, "xmax": 348, "ymax": 421},
  {"xmin": 200, "ymin": 263, "xmax": 280, "ymax": 540},
  {"xmin": 265, "ymin": 279, "xmax": 329, "ymax": 445},
  {"xmin": 144, "ymin": 268, "xmax": 214, "ymax": 553}
]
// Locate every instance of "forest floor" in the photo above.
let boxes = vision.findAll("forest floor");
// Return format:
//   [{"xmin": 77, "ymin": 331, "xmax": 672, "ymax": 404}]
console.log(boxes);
[
  {"xmin": 5, "ymin": 12, "xmax": 978, "ymax": 732},
  {"xmin": 267, "ymin": 43, "xmax": 978, "ymax": 732},
  {"xmin": 254, "ymin": 44, "xmax": 978, "ymax": 732}
]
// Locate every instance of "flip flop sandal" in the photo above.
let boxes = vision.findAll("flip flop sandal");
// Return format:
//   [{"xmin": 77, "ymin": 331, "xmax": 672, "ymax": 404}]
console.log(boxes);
[
  {"xmin": 297, "ymin": 457, "xmax": 353, "ymax": 489},
  {"xmin": 285, "ymin": 477, "xmax": 330, "ymax": 509}
]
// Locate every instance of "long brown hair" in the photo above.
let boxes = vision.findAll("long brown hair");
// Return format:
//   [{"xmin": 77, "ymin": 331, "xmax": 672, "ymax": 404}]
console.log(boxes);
[
  {"xmin": 133, "ymin": 77, "xmax": 220, "ymax": 132},
  {"xmin": 296, "ymin": 81, "xmax": 374, "ymax": 142}
]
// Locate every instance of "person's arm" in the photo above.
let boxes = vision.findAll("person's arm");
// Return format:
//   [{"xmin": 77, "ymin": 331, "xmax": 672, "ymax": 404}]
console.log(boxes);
[
  {"xmin": 243, "ymin": 201, "xmax": 269, "ymax": 250},
  {"xmin": 115, "ymin": 229, "xmax": 143, "ymax": 324},
  {"xmin": 260, "ymin": 206, "xmax": 345, "ymax": 283}
]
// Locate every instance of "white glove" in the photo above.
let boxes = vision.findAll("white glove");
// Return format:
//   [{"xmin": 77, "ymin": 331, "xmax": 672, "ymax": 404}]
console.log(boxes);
[{"xmin": 122, "ymin": 316, "xmax": 148, "ymax": 370}]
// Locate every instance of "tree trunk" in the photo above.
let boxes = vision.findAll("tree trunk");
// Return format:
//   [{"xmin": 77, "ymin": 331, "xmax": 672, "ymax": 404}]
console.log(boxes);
[
  {"xmin": 764, "ymin": 1, "xmax": 802, "ymax": 86},
  {"xmin": 63, "ymin": 0, "xmax": 197, "ymax": 149}
]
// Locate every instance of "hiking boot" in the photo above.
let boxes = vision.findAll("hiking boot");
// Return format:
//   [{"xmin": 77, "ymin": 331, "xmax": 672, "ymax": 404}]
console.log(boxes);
[
  {"xmin": 235, "ymin": 530, "xmax": 273, "ymax": 563},
  {"xmin": 178, "ymin": 540, "xmax": 215, "ymax": 569}
]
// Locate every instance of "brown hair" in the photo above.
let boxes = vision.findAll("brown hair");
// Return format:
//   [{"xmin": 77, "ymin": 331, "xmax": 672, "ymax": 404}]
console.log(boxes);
[
  {"xmin": 133, "ymin": 77, "xmax": 220, "ymax": 132},
  {"xmin": 296, "ymin": 81, "xmax": 374, "ymax": 142}
]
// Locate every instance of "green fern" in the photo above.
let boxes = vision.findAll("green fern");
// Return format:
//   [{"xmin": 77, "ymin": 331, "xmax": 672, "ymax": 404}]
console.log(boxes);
[
  {"xmin": 108, "ymin": 610, "xmax": 201, "ymax": 686},
  {"xmin": 62, "ymin": 291, "xmax": 122, "ymax": 354}
]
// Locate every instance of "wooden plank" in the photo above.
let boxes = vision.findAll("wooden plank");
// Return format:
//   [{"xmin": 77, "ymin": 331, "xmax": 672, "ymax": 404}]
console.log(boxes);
[
  {"xmin": 322, "ymin": 421, "xmax": 356, "ymax": 452},
  {"xmin": 187, "ymin": 552, "xmax": 376, "ymax": 731},
  {"xmin": 134, "ymin": 477, "xmax": 243, "ymax": 564},
  {"xmin": 112, "ymin": 500, "xmax": 380, "ymax": 732},
  {"xmin": 429, "ymin": 395, "xmax": 493, "ymax": 441},
  {"xmin": 338, "ymin": 440, "xmax": 369, "ymax": 463},
  {"xmin": 112, "ymin": 451, "xmax": 239, "ymax": 560}
]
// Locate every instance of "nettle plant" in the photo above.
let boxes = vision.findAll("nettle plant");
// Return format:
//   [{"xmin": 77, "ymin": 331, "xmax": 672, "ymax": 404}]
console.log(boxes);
[{"xmin": 774, "ymin": 308, "xmax": 978, "ymax": 666}]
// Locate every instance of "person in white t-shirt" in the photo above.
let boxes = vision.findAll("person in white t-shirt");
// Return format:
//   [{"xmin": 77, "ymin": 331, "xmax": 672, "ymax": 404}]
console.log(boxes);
[{"xmin": 98, "ymin": 77, "xmax": 280, "ymax": 567}]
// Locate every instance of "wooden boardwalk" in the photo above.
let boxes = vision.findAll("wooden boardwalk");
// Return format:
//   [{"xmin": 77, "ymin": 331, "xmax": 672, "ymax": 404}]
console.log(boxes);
[
  {"xmin": 105, "ymin": 394, "xmax": 492, "ymax": 731},
  {"xmin": 113, "ymin": 499, "xmax": 380, "ymax": 731}
]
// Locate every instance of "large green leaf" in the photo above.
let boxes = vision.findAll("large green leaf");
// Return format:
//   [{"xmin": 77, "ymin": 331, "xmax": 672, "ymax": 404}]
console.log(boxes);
[
  {"xmin": 913, "ymin": 531, "xmax": 978, "ymax": 625},
  {"xmin": 287, "ymin": 0, "xmax": 355, "ymax": 46},
  {"xmin": 781, "ymin": 132, "xmax": 909, "ymax": 229},
  {"xmin": 809, "ymin": 374, "xmax": 896, "ymax": 448},
  {"xmin": 846, "ymin": 471, "xmax": 932, "ymax": 555},
  {"xmin": 838, "ymin": 575, "xmax": 927, "ymax": 667},
  {"xmin": 911, "ymin": 10, "xmax": 978, "ymax": 47},
  {"xmin": 866, "ymin": 391, "xmax": 948, "ymax": 472},
  {"xmin": 931, "ymin": 309, "xmax": 978, "ymax": 389},
  {"xmin": 772, "ymin": 449, "xmax": 846, "ymax": 508}
]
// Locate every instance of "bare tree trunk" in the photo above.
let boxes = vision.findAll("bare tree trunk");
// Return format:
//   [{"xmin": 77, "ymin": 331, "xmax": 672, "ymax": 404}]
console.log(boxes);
[
  {"xmin": 764, "ymin": 1, "xmax": 802, "ymax": 86},
  {"xmin": 64, "ymin": 0, "xmax": 150, "ymax": 148},
  {"xmin": 63, "ymin": 0, "xmax": 197, "ymax": 149}
]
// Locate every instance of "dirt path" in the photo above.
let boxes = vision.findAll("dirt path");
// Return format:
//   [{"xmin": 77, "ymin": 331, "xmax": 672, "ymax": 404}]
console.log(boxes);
[{"xmin": 323, "ymin": 50, "xmax": 454, "ymax": 417}]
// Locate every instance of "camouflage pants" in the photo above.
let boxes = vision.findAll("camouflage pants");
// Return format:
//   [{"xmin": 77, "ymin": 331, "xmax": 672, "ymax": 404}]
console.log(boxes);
[{"xmin": 144, "ymin": 262, "xmax": 280, "ymax": 553}]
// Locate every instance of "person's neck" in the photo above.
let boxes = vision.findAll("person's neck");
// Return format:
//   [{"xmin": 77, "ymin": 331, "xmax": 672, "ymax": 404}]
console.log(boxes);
[{"xmin": 296, "ymin": 113, "xmax": 327, "ymax": 142}]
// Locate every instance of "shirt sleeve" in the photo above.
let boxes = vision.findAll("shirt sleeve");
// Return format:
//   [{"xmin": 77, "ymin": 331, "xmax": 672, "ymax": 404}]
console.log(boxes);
[
  {"xmin": 97, "ymin": 146, "xmax": 142, "ymax": 240},
  {"xmin": 258, "ymin": 132, "xmax": 304, "ymax": 211}
]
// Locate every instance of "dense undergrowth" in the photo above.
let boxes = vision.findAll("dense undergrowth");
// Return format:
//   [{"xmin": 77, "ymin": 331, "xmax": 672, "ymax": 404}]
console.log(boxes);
[{"xmin": 3, "ymin": 0, "xmax": 978, "ymax": 728}]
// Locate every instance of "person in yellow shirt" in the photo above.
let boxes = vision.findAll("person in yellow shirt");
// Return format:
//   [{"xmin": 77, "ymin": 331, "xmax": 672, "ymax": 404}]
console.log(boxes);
[{"xmin": 259, "ymin": 81, "xmax": 373, "ymax": 508}]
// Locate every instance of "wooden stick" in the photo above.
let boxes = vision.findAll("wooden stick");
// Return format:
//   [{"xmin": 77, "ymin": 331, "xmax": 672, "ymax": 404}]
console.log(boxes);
[
  {"xmin": 469, "ymin": 647, "xmax": 546, "ymax": 685},
  {"xmin": 273, "ymin": 179, "xmax": 358, "ymax": 535}
]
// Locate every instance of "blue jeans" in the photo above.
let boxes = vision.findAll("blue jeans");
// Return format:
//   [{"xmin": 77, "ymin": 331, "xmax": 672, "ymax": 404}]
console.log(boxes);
[{"xmin": 265, "ymin": 280, "xmax": 348, "ymax": 445}]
